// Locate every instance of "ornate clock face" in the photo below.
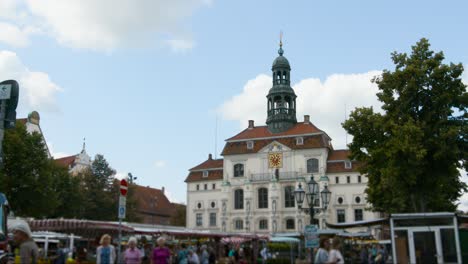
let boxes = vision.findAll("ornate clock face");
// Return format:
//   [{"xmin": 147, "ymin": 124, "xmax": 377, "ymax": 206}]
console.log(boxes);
[{"xmin": 268, "ymin": 152, "xmax": 282, "ymax": 168}]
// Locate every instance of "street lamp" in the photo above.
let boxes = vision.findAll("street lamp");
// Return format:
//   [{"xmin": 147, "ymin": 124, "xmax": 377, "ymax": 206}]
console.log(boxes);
[{"xmin": 294, "ymin": 175, "xmax": 331, "ymax": 225}]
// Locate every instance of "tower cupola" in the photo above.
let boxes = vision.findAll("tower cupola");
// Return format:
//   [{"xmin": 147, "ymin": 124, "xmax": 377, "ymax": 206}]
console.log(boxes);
[{"xmin": 266, "ymin": 38, "xmax": 297, "ymax": 133}]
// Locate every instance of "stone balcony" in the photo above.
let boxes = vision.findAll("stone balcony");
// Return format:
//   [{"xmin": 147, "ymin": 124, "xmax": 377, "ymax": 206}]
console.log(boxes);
[{"xmin": 250, "ymin": 171, "xmax": 305, "ymax": 182}]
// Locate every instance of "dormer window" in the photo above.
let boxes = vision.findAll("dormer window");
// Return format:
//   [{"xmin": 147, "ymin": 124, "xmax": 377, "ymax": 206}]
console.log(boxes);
[
  {"xmin": 296, "ymin": 137, "xmax": 304, "ymax": 145},
  {"xmin": 203, "ymin": 171, "xmax": 209, "ymax": 178},
  {"xmin": 247, "ymin": 141, "xmax": 254, "ymax": 150},
  {"xmin": 345, "ymin": 161, "xmax": 352, "ymax": 169}
]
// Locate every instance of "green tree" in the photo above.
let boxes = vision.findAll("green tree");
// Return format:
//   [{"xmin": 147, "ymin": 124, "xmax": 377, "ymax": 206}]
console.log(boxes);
[
  {"xmin": 169, "ymin": 203, "xmax": 186, "ymax": 226},
  {"xmin": 0, "ymin": 122, "xmax": 59, "ymax": 217},
  {"xmin": 343, "ymin": 38, "xmax": 467, "ymax": 213},
  {"xmin": 50, "ymin": 164, "xmax": 84, "ymax": 218}
]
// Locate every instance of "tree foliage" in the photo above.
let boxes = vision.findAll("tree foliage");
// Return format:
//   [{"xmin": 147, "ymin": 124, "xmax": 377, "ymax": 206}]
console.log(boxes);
[
  {"xmin": 0, "ymin": 122, "xmax": 81, "ymax": 217},
  {"xmin": 169, "ymin": 203, "xmax": 186, "ymax": 226},
  {"xmin": 343, "ymin": 38, "xmax": 467, "ymax": 213}
]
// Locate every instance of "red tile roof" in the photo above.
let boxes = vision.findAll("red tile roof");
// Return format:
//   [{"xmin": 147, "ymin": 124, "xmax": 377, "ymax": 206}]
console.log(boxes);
[
  {"xmin": 326, "ymin": 161, "xmax": 360, "ymax": 173},
  {"xmin": 184, "ymin": 170, "xmax": 223, "ymax": 183},
  {"xmin": 133, "ymin": 185, "xmax": 174, "ymax": 217},
  {"xmin": 222, "ymin": 134, "xmax": 329, "ymax": 155},
  {"xmin": 226, "ymin": 122, "xmax": 324, "ymax": 141},
  {"xmin": 328, "ymin": 149, "xmax": 351, "ymax": 161},
  {"xmin": 189, "ymin": 155, "xmax": 223, "ymax": 171},
  {"xmin": 55, "ymin": 155, "xmax": 76, "ymax": 167},
  {"xmin": 16, "ymin": 118, "xmax": 27, "ymax": 125}
]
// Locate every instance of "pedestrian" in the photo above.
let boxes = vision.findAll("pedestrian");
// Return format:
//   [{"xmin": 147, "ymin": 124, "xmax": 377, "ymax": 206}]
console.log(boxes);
[
  {"xmin": 328, "ymin": 237, "xmax": 344, "ymax": 264},
  {"xmin": 314, "ymin": 238, "xmax": 329, "ymax": 264},
  {"xmin": 188, "ymin": 249, "xmax": 200, "ymax": 264},
  {"xmin": 54, "ymin": 242, "xmax": 70, "ymax": 264},
  {"xmin": 199, "ymin": 245, "xmax": 209, "ymax": 264},
  {"xmin": 359, "ymin": 245, "xmax": 368, "ymax": 264},
  {"xmin": 125, "ymin": 237, "xmax": 142, "ymax": 264},
  {"xmin": 96, "ymin": 234, "xmax": 116, "ymax": 264},
  {"xmin": 152, "ymin": 237, "xmax": 171, "ymax": 264},
  {"xmin": 260, "ymin": 245, "xmax": 269, "ymax": 264},
  {"xmin": 374, "ymin": 245, "xmax": 385, "ymax": 264},
  {"xmin": 207, "ymin": 247, "xmax": 216, "ymax": 264},
  {"xmin": 177, "ymin": 243, "xmax": 189, "ymax": 264},
  {"xmin": 11, "ymin": 222, "xmax": 38, "ymax": 264}
]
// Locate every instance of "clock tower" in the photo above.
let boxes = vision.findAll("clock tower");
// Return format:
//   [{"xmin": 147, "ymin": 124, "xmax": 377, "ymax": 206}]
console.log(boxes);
[{"xmin": 266, "ymin": 40, "xmax": 298, "ymax": 133}]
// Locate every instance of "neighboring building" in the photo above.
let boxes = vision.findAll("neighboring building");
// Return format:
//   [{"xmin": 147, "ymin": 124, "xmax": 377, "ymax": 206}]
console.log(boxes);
[
  {"xmin": 17, "ymin": 111, "xmax": 51, "ymax": 158},
  {"xmin": 185, "ymin": 43, "xmax": 380, "ymax": 235},
  {"xmin": 133, "ymin": 185, "xmax": 185, "ymax": 225},
  {"xmin": 54, "ymin": 143, "xmax": 92, "ymax": 174}
]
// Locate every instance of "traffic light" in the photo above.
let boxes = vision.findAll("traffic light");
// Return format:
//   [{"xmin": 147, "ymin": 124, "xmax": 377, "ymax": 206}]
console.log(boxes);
[{"xmin": 0, "ymin": 80, "xmax": 19, "ymax": 129}]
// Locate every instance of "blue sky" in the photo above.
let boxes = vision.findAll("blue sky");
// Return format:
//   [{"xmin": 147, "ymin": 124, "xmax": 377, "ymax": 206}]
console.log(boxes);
[{"xmin": 0, "ymin": 0, "xmax": 466, "ymax": 207}]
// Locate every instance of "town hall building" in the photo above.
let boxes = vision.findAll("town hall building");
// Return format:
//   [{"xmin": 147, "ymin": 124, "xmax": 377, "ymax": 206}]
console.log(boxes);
[{"xmin": 185, "ymin": 43, "xmax": 380, "ymax": 235}]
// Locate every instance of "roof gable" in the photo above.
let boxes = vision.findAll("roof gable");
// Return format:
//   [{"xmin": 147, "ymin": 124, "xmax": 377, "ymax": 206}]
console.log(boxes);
[
  {"xmin": 226, "ymin": 122, "xmax": 323, "ymax": 141},
  {"xmin": 189, "ymin": 155, "xmax": 223, "ymax": 171},
  {"xmin": 55, "ymin": 155, "xmax": 77, "ymax": 167}
]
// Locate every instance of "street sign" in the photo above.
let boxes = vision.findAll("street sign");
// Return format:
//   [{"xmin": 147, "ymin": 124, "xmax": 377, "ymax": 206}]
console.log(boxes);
[
  {"xmin": 304, "ymin": 225, "xmax": 319, "ymax": 248},
  {"xmin": 120, "ymin": 179, "xmax": 128, "ymax": 196},
  {"xmin": 118, "ymin": 205, "xmax": 126, "ymax": 219},
  {"xmin": 0, "ymin": 84, "xmax": 11, "ymax": 100}
]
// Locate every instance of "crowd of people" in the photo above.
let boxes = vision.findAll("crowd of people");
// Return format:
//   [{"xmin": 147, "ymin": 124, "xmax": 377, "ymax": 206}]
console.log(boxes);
[{"xmin": 314, "ymin": 237, "xmax": 388, "ymax": 264}]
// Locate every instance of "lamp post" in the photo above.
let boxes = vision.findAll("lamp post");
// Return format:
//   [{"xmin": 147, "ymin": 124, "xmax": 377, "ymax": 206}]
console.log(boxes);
[{"xmin": 294, "ymin": 175, "xmax": 332, "ymax": 226}]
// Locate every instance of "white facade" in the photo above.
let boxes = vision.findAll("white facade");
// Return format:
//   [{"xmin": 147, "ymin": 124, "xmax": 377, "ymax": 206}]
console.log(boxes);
[{"xmin": 186, "ymin": 138, "xmax": 381, "ymax": 235}]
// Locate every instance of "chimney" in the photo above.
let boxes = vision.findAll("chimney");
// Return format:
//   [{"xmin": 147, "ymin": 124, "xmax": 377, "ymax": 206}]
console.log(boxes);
[
  {"xmin": 162, "ymin": 186, "xmax": 165, "ymax": 194},
  {"xmin": 248, "ymin": 120, "xmax": 254, "ymax": 129},
  {"xmin": 208, "ymin": 153, "xmax": 212, "ymax": 160},
  {"xmin": 304, "ymin": 115, "xmax": 310, "ymax": 124}
]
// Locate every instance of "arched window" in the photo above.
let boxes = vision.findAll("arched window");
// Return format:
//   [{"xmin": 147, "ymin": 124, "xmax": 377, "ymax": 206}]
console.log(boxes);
[
  {"xmin": 234, "ymin": 219, "xmax": 243, "ymax": 230},
  {"xmin": 258, "ymin": 188, "xmax": 268, "ymax": 209},
  {"xmin": 284, "ymin": 186, "xmax": 295, "ymax": 208},
  {"xmin": 307, "ymin": 158, "xmax": 319, "ymax": 173},
  {"xmin": 282, "ymin": 71, "xmax": 286, "ymax": 83},
  {"xmin": 234, "ymin": 189, "xmax": 244, "ymax": 209},
  {"xmin": 259, "ymin": 219, "xmax": 268, "ymax": 230},
  {"xmin": 286, "ymin": 219, "xmax": 295, "ymax": 230},
  {"xmin": 234, "ymin": 164, "xmax": 244, "ymax": 177}
]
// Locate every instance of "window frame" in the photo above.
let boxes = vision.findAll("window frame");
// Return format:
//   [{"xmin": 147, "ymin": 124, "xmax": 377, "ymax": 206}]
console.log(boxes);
[
  {"xmin": 196, "ymin": 213, "xmax": 203, "ymax": 226},
  {"xmin": 247, "ymin": 141, "xmax": 254, "ymax": 149},
  {"xmin": 233, "ymin": 163, "xmax": 244, "ymax": 177},
  {"xmin": 337, "ymin": 209, "xmax": 346, "ymax": 223},
  {"xmin": 354, "ymin": 209, "xmax": 363, "ymax": 221},
  {"xmin": 335, "ymin": 176, "xmax": 339, "ymax": 184},
  {"xmin": 202, "ymin": 171, "xmax": 209, "ymax": 178},
  {"xmin": 234, "ymin": 189, "xmax": 244, "ymax": 209},
  {"xmin": 209, "ymin": 212, "xmax": 217, "ymax": 226},
  {"xmin": 358, "ymin": 175, "xmax": 362, "ymax": 183},
  {"xmin": 296, "ymin": 137, "xmax": 304, "ymax": 145},
  {"xmin": 258, "ymin": 188, "xmax": 268, "ymax": 209},
  {"xmin": 284, "ymin": 186, "xmax": 295, "ymax": 208},
  {"xmin": 346, "ymin": 176, "xmax": 351, "ymax": 184},
  {"xmin": 259, "ymin": 219, "xmax": 268, "ymax": 230},
  {"xmin": 286, "ymin": 219, "xmax": 295, "ymax": 230},
  {"xmin": 345, "ymin": 161, "xmax": 352, "ymax": 169},
  {"xmin": 196, "ymin": 184, "xmax": 199, "ymax": 191},
  {"xmin": 306, "ymin": 158, "xmax": 319, "ymax": 173},
  {"xmin": 235, "ymin": 219, "xmax": 244, "ymax": 230}
]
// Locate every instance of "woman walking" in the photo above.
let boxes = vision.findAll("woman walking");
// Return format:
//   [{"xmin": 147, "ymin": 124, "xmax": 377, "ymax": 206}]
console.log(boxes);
[
  {"xmin": 151, "ymin": 237, "xmax": 171, "ymax": 264},
  {"xmin": 96, "ymin": 234, "xmax": 116, "ymax": 264},
  {"xmin": 328, "ymin": 237, "xmax": 344, "ymax": 264},
  {"xmin": 125, "ymin": 237, "xmax": 142, "ymax": 264}
]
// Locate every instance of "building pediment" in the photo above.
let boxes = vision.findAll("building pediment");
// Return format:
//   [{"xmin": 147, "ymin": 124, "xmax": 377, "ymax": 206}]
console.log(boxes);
[{"xmin": 259, "ymin": 141, "xmax": 291, "ymax": 153}]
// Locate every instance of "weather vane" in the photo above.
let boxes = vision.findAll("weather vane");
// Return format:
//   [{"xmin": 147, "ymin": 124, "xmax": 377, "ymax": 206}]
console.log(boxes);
[{"xmin": 279, "ymin": 31, "xmax": 283, "ymax": 48}]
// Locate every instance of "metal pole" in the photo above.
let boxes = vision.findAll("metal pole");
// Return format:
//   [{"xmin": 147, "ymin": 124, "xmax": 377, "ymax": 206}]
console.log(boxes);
[
  {"xmin": 0, "ymin": 100, "xmax": 6, "ymax": 167},
  {"xmin": 118, "ymin": 218, "xmax": 122, "ymax": 263},
  {"xmin": 309, "ymin": 202, "xmax": 315, "ymax": 263}
]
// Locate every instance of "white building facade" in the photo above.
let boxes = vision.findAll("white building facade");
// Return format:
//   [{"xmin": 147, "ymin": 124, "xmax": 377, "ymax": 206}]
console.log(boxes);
[{"xmin": 185, "ymin": 44, "xmax": 381, "ymax": 235}]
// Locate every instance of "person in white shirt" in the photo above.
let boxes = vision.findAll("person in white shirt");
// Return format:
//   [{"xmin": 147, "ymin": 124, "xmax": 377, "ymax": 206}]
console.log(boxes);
[{"xmin": 328, "ymin": 237, "xmax": 344, "ymax": 264}]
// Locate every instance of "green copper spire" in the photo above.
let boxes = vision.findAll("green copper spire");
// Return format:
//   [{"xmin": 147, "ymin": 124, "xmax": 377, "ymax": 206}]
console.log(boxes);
[{"xmin": 266, "ymin": 36, "xmax": 297, "ymax": 133}]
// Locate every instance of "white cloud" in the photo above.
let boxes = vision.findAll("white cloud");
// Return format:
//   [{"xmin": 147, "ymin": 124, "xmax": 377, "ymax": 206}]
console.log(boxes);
[
  {"xmin": 154, "ymin": 160, "xmax": 166, "ymax": 168},
  {"xmin": 0, "ymin": 0, "xmax": 210, "ymax": 51},
  {"xmin": 0, "ymin": 50, "xmax": 62, "ymax": 112},
  {"xmin": 219, "ymin": 71, "xmax": 382, "ymax": 149},
  {"xmin": 0, "ymin": 22, "xmax": 29, "ymax": 47}
]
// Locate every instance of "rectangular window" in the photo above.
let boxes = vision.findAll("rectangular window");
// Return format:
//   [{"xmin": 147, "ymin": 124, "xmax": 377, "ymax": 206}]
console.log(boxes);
[
  {"xmin": 196, "ymin": 213, "xmax": 202, "ymax": 226},
  {"xmin": 196, "ymin": 184, "xmax": 199, "ymax": 191},
  {"xmin": 347, "ymin": 176, "xmax": 350, "ymax": 184},
  {"xmin": 259, "ymin": 219, "xmax": 268, "ymax": 230},
  {"xmin": 247, "ymin": 141, "xmax": 254, "ymax": 149},
  {"xmin": 235, "ymin": 220, "xmax": 243, "ymax": 230},
  {"xmin": 335, "ymin": 177, "xmax": 339, "ymax": 184},
  {"xmin": 284, "ymin": 186, "xmax": 295, "ymax": 208},
  {"xmin": 209, "ymin": 213, "xmax": 216, "ymax": 226},
  {"xmin": 212, "ymin": 183, "xmax": 216, "ymax": 189},
  {"xmin": 345, "ymin": 161, "xmax": 352, "ymax": 169},
  {"xmin": 296, "ymin": 137, "xmax": 304, "ymax": 145},
  {"xmin": 258, "ymin": 188, "xmax": 268, "ymax": 209},
  {"xmin": 234, "ymin": 190, "xmax": 244, "ymax": 209},
  {"xmin": 202, "ymin": 171, "xmax": 209, "ymax": 177},
  {"xmin": 234, "ymin": 164, "xmax": 244, "ymax": 177},
  {"xmin": 355, "ymin": 209, "xmax": 363, "ymax": 221},
  {"xmin": 204, "ymin": 184, "xmax": 207, "ymax": 190},
  {"xmin": 337, "ymin": 209, "xmax": 346, "ymax": 223},
  {"xmin": 358, "ymin": 175, "xmax": 362, "ymax": 183}
]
